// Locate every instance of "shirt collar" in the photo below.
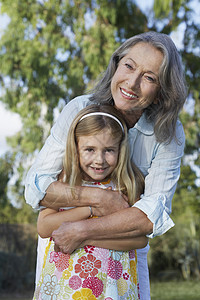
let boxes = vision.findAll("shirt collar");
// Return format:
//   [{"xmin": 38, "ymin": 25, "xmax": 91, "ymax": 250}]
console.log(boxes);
[{"xmin": 130, "ymin": 112, "xmax": 154, "ymax": 135}]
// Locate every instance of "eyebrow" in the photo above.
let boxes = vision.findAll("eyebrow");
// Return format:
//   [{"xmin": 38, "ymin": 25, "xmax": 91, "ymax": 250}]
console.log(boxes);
[{"xmin": 125, "ymin": 57, "xmax": 159, "ymax": 78}]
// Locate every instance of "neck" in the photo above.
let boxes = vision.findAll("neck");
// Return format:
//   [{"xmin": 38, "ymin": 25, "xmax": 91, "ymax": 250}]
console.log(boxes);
[{"xmin": 121, "ymin": 110, "xmax": 143, "ymax": 129}]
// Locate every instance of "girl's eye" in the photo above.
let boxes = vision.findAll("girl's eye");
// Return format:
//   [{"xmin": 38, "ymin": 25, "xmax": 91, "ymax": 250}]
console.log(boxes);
[
  {"xmin": 106, "ymin": 148, "xmax": 114, "ymax": 153},
  {"xmin": 85, "ymin": 148, "xmax": 94, "ymax": 152}
]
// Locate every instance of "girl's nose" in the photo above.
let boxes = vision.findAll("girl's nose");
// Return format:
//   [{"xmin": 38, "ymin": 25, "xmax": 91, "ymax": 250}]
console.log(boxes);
[{"xmin": 94, "ymin": 151, "xmax": 104, "ymax": 164}]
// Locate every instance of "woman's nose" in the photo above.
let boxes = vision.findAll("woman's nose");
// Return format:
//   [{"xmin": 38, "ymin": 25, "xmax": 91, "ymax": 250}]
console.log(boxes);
[{"xmin": 126, "ymin": 72, "xmax": 140, "ymax": 89}]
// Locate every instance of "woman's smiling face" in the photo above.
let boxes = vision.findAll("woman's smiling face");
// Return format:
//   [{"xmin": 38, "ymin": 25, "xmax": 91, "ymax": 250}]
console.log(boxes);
[{"xmin": 111, "ymin": 42, "xmax": 163, "ymax": 115}]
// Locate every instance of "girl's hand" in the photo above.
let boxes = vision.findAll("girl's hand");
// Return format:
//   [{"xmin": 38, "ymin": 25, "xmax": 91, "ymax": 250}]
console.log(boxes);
[{"xmin": 106, "ymin": 186, "xmax": 129, "ymax": 203}]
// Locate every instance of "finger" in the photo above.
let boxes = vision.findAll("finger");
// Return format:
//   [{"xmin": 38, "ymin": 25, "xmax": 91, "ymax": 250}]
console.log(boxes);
[
  {"xmin": 54, "ymin": 244, "xmax": 60, "ymax": 252},
  {"xmin": 106, "ymin": 186, "xmax": 113, "ymax": 190},
  {"xmin": 60, "ymin": 246, "xmax": 70, "ymax": 254},
  {"xmin": 121, "ymin": 193, "xmax": 129, "ymax": 203}
]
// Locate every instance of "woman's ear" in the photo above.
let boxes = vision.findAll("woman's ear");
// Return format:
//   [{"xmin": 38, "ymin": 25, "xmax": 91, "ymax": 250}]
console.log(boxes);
[
  {"xmin": 154, "ymin": 89, "xmax": 161, "ymax": 104},
  {"xmin": 153, "ymin": 98, "xmax": 159, "ymax": 104}
]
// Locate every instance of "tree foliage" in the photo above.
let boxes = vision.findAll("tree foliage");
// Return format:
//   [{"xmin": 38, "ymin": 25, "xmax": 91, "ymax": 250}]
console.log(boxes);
[
  {"xmin": 0, "ymin": 0, "xmax": 199, "ymax": 280},
  {"xmin": 0, "ymin": 0, "xmax": 148, "ymax": 207},
  {"xmin": 149, "ymin": 0, "xmax": 200, "ymax": 279},
  {"xmin": 0, "ymin": 153, "xmax": 37, "ymax": 224}
]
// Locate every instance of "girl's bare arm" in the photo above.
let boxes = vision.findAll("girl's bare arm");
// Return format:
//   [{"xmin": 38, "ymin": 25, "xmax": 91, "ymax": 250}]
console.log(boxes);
[{"xmin": 37, "ymin": 207, "xmax": 91, "ymax": 238}]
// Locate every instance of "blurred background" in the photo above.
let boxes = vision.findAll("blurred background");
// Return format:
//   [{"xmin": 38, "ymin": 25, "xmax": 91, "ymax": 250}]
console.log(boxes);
[{"xmin": 0, "ymin": 0, "xmax": 199, "ymax": 299}]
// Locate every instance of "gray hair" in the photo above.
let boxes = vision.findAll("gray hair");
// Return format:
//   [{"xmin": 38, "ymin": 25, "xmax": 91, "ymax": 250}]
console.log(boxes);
[{"xmin": 89, "ymin": 31, "xmax": 187, "ymax": 143}]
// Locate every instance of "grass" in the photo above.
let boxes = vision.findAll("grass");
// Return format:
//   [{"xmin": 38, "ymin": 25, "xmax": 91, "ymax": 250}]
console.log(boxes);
[
  {"xmin": 150, "ymin": 280, "xmax": 200, "ymax": 300},
  {"xmin": 0, "ymin": 291, "xmax": 33, "ymax": 300},
  {"xmin": 0, "ymin": 280, "xmax": 200, "ymax": 299}
]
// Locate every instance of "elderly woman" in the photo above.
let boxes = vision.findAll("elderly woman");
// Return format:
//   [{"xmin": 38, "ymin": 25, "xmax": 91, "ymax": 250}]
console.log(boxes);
[{"xmin": 25, "ymin": 31, "xmax": 187, "ymax": 299}]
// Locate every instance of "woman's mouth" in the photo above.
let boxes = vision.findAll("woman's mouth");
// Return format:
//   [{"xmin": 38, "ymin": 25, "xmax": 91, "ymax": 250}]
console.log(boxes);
[{"xmin": 120, "ymin": 88, "xmax": 138, "ymax": 99}]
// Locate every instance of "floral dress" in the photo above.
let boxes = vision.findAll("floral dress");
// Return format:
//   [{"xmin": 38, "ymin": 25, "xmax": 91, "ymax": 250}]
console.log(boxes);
[{"xmin": 33, "ymin": 180, "xmax": 140, "ymax": 300}]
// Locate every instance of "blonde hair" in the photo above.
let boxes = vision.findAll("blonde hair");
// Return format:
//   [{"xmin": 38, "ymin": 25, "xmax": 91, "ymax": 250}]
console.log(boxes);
[{"xmin": 63, "ymin": 104, "xmax": 144, "ymax": 205}]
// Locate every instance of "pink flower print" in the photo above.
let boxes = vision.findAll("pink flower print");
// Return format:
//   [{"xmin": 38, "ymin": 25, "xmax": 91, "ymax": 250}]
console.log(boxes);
[
  {"xmin": 82, "ymin": 277, "xmax": 104, "ymax": 297},
  {"xmin": 49, "ymin": 251, "xmax": 61, "ymax": 263},
  {"xmin": 123, "ymin": 272, "xmax": 130, "ymax": 280},
  {"xmin": 75, "ymin": 254, "xmax": 101, "ymax": 279},
  {"xmin": 93, "ymin": 247, "xmax": 109, "ymax": 272},
  {"xmin": 129, "ymin": 250, "xmax": 135, "ymax": 259},
  {"xmin": 84, "ymin": 245, "xmax": 95, "ymax": 254},
  {"xmin": 53, "ymin": 252, "xmax": 70, "ymax": 272},
  {"xmin": 107, "ymin": 257, "xmax": 122, "ymax": 280},
  {"xmin": 69, "ymin": 275, "xmax": 82, "ymax": 290}
]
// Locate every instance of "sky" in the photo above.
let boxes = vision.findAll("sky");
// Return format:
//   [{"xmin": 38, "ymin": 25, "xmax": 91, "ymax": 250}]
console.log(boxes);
[
  {"xmin": 0, "ymin": 12, "xmax": 22, "ymax": 156},
  {"xmin": 0, "ymin": 103, "xmax": 22, "ymax": 155}
]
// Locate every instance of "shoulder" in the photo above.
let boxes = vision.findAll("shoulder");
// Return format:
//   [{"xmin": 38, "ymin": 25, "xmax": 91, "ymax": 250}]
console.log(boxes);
[
  {"xmin": 176, "ymin": 119, "xmax": 185, "ymax": 141},
  {"xmin": 51, "ymin": 94, "xmax": 92, "ymax": 144},
  {"xmin": 55, "ymin": 94, "xmax": 91, "ymax": 126},
  {"xmin": 155, "ymin": 120, "xmax": 185, "ymax": 158},
  {"xmin": 129, "ymin": 116, "xmax": 185, "ymax": 167},
  {"xmin": 61, "ymin": 94, "xmax": 91, "ymax": 115},
  {"xmin": 132, "ymin": 112, "xmax": 154, "ymax": 136}
]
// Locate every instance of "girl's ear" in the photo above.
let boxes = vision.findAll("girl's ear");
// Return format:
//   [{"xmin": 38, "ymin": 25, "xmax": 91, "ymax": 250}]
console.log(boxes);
[{"xmin": 58, "ymin": 169, "xmax": 65, "ymax": 182}]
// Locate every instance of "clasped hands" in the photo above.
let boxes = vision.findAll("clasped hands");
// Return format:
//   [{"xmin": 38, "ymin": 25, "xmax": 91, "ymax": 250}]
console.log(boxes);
[{"xmin": 52, "ymin": 188, "xmax": 129, "ymax": 254}]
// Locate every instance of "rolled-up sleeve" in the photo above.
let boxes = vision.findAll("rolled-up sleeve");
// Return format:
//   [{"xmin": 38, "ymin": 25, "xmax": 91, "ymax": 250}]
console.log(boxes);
[
  {"xmin": 132, "ymin": 120, "xmax": 185, "ymax": 238},
  {"xmin": 25, "ymin": 96, "xmax": 89, "ymax": 209}
]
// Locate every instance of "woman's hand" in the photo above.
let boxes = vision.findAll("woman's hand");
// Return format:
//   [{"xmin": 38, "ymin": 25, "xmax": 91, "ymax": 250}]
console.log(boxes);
[
  {"xmin": 40, "ymin": 181, "xmax": 129, "ymax": 213},
  {"xmin": 89, "ymin": 187, "xmax": 129, "ymax": 217},
  {"xmin": 52, "ymin": 213, "xmax": 150, "ymax": 254},
  {"xmin": 52, "ymin": 221, "xmax": 86, "ymax": 254}
]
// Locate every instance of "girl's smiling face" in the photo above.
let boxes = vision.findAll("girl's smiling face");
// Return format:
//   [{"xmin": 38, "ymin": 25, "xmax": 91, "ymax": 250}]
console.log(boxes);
[
  {"xmin": 77, "ymin": 128, "xmax": 120, "ymax": 182},
  {"xmin": 111, "ymin": 42, "xmax": 163, "ymax": 115}
]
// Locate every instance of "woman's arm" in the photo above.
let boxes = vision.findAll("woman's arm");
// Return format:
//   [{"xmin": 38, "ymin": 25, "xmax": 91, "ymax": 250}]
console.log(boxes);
[
  {"xmin": 38, "ymin": 206, "xmax": 148, "ymax": 252},
  {"xmin": 57, "ymin": 236, "xmax": 148, "ymax": 253},
  {"xmin": 37, "ymin": 206, "xmax": 91, "ymax": 238},
  {"xmin": 80, "ymin": 236, "xmax": 148, "ymax": 251},
  {"xmin": 25, "ymin": 96, "xmax": 90, "ymax": 210},
  {"xmin": 52, "ymin": 207, "xmax": 152, "ymax": 254},
  {"xmin": 40, "ymin": 181, "xmax": 129, "ymax": 215}
]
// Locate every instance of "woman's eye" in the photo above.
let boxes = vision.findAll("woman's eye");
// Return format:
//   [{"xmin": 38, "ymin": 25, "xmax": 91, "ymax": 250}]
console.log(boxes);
[
  {"xmin": 125, "ymin": 63, "xmax": 133, "ymax": 70},
  {"xmin": 146, "ymin": 75, "xmax": 155, "ymax": 82}
]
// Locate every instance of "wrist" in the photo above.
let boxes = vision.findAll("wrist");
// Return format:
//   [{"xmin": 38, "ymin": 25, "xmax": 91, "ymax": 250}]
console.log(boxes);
[
  {"xmin": 75, "ymin": 186, "xmax": 100, "ymax": 207},
  {"xmin": 77, "ymin": 219, "xmax": 90, "ymax": 242}
]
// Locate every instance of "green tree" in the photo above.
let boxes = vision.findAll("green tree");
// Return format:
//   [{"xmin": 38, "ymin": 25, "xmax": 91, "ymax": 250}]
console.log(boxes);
[
  {"xmin": 0, "ymin": 0, "xmax": 199, "ymax": 279},
  {"xmin": 149, "ymin": 0, "xmax": 200, "ymax": 279},
  {"xmin": 0, "ymin": 0, "xmax": 148, "ymax": 209},
  {"xmin": 0, "ymin": 153, "xmax": 37, "ymax": 223}
]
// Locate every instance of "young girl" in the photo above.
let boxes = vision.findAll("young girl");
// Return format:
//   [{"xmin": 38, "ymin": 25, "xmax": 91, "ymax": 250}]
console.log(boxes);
[{"xmin": 33, "ymin": 105, "xmax": 147, "ymax": 300}]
